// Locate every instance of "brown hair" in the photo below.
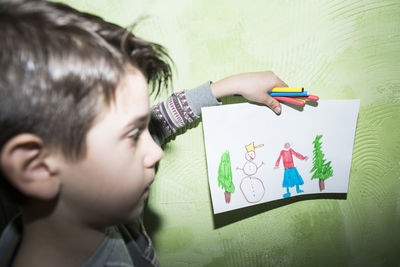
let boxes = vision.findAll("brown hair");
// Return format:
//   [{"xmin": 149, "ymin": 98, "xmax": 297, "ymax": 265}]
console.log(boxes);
[{"xmin": 0, "ymin": 0, "xmax": 172, "ymax": 204}]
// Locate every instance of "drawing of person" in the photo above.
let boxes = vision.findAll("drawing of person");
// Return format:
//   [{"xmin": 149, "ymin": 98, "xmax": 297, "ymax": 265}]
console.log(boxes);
[{"xmin": 274, "ymin": 142, "xmax": 308, "ymax": 198}]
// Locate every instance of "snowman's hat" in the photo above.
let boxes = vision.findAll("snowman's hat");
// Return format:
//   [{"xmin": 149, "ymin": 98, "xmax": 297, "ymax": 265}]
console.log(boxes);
[{"xmin": 245, "ymin": 142, "xmax": 264, "ymax": 152}]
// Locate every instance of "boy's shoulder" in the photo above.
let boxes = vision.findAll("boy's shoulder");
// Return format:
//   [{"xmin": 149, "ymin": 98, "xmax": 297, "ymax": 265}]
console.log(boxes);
[
  {"xmin": 0, "ymin": 216, "xmax": 158, "ymax": 267},
  {"xmin": 84, "ymin": 223, "xmax": 159, "ymax": 267},
  {"xmin": 0, "ymin": 214, "xmax": 22, "ymax": 266}
]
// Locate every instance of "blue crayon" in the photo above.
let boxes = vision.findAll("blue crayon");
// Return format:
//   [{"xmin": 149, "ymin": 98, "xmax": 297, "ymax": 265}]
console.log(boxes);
[{"xmin": 269, "ymin": 91, "xmax": 309, "ymax": 97}]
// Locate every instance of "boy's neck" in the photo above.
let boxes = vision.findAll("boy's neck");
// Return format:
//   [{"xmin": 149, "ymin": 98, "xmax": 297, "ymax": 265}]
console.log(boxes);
[{"xmin": 13, "ymin": 201, "xmax": 107, "ymax": 267}]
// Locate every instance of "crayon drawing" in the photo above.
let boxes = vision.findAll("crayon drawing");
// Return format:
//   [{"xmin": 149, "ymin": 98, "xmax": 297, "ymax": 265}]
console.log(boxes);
[
  {"xmin": 274, "ymin": 142, "xmax": 308, "ymax": 198},
  {"xmin": 202, "ymin": 100, "xmax": 360, "ymax": 214},
  {"xmin": 218, "ymin": 150, "xmax": 235, "ymax": 203},
  {"xmin": 236, "ymin": 142, "xmax": 265, "ymax": 203},
  {"xmin": 311, "ymin": 135, "xmax": 334, "ymax": 191}
]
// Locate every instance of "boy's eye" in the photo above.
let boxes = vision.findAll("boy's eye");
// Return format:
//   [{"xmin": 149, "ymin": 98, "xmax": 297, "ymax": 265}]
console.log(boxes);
[{"xmin": 127, "ymin": 128, "xmax": 141, "ymax": 142}]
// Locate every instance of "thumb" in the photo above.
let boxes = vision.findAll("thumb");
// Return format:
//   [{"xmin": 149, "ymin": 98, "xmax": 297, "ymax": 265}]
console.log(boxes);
[{"xmin": 265, "ymin": 95, "xmax": 281, "ymax": 115}]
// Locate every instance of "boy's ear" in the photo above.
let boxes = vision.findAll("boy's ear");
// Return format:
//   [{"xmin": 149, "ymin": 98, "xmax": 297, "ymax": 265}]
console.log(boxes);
[{"xmin": 1, "ymin": 134, "xmax": 61, "ymax": 200}]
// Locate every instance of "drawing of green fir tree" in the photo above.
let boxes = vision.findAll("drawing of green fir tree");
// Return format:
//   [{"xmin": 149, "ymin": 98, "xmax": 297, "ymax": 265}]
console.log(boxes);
[
  {"xmin": 218, "ymin": 150, "xmax": 235, "ymax": 203},
  {"xmin": 311, "ymin": 135, "xmax": 334, "ymax": 191}
]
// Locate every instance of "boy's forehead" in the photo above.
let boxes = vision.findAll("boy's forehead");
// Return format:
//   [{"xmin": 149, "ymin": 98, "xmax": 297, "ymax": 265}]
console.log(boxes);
[
  {"xmin": 94, "ymin": 69, "xmax": 150, "ymax": 127},
  {"xmin": 115, "ymin": 69, "xmax": 149, "ymax": 106},
  {"xmin": 120, "ymin": 67, "xmax": 146, "ymax": 85}
]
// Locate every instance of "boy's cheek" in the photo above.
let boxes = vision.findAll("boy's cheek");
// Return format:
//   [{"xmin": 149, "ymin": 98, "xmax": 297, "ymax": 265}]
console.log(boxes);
[{"xmin": 62, "ymin": 168, "xmax": 145, "ymax": 217}]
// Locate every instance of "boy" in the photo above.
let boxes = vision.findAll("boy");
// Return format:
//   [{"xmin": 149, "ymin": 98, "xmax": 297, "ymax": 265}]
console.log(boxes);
[{"xmin": 0, "ymin": 0, "xmax": 286, "ymax": 266}]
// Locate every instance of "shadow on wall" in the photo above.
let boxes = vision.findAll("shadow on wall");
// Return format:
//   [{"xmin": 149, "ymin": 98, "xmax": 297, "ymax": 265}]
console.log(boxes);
[
  {"xmin": 212, "ymin": 193, "xmax": 347, "ymax": 229},
  {"xmin": 143, "ymin": 202, "xmax": 163, "ymax": 241}
]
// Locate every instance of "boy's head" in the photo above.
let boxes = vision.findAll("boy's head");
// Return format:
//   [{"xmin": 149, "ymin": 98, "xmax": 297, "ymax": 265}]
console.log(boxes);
[{"xmin": 0, "ymin": 0, "xmax": 170, "ymax": 222}]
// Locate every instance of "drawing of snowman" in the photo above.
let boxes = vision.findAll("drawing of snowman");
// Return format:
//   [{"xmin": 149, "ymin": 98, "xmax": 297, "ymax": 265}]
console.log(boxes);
[{"xmin": 236, "ymin": 142, "xmax": 265, "ymax": 203}]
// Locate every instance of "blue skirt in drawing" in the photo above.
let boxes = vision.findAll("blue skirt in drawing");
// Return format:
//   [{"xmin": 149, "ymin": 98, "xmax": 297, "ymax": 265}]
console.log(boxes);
[{"xmin": 282, "ymin": 167, "xmax": 304, "ymax": 188}]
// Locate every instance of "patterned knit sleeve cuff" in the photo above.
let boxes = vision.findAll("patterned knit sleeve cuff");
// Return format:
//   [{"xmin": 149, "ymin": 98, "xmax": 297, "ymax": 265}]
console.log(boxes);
[
  {"xmin": 151, "ymin": 91, "xmax": 196, "ymax": 136},
  {"xmin": 151, "ymin": 81, "xmax": 221, "ymax": 137}
]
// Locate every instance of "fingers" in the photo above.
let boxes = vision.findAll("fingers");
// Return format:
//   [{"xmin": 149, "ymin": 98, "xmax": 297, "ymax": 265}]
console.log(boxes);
[
  {"xmin": 266, "ymin": 95, "xmax": 282, "ymax": 115},
  {"xmin": 276, "ymin": 77, "xmax": 288, "ymax": 88},
  {"xmin": 263, "ymin": 71, "xmax": 288, "ymax": 94},
  {"xmin": 267, "ymin": 71, "xmax": 286, "ymax": 115},
  {"xmin": 270, "ymin": 71, "xmax": 288, "ymax": 88}
]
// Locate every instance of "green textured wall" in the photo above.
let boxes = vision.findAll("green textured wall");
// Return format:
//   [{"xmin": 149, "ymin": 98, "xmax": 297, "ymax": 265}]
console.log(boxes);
[{"xmin": 59, "ymin": 1, "xmax": 400, "ymax": 266}]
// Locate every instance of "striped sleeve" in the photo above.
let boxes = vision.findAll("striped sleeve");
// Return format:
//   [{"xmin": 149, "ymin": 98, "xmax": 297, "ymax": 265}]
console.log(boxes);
[
  {"xmin": 151, "ymin": 90, "xmax": 198, "ymax": 136},
  {"xmin": 150, "ymin": 81, "xmax": 220, "ymax": 144}
]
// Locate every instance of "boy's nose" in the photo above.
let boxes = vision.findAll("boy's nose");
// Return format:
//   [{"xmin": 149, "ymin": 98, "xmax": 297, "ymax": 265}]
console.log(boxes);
[{"xmin": 143, "ymin": 135, "xmax": 163, "ymax": 168}]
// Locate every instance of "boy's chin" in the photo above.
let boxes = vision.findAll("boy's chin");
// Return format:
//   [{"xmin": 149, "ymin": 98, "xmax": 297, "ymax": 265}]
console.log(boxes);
[
  {"xmin": 124, "ymin": 199, "xmax": 147, "ymax": 222},
  {"xmin": 103, "ymin": 195, "xmax": 149, "ymax": 225}
]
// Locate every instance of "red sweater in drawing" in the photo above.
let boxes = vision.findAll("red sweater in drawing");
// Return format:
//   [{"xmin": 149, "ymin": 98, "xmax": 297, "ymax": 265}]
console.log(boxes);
[{"xmin": 275, "ymin": 149, "xmax": 307, "ymax": 169}]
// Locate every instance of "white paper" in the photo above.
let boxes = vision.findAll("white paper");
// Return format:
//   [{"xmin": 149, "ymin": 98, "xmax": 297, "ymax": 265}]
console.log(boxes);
[{"xmin": 201, "ymin": 100, "xmax": 360, "ymax": 214}]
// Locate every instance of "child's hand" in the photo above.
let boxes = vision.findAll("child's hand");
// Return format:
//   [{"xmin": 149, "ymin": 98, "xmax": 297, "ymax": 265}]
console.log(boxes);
[{"xmin": 210, "ymin": 71, "xmax": 288, "ymax": 115}]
